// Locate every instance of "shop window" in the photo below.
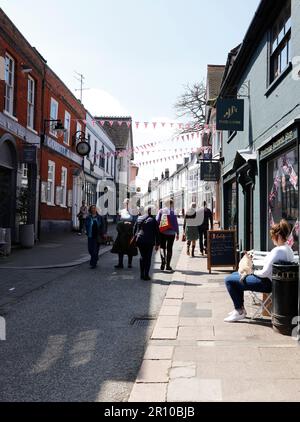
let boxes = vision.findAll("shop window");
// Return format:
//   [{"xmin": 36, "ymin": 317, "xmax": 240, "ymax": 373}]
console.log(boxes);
[
  {"xmin": 21, "ymin": 164, "xmax": 28, "ymax": 187},
  {"xmin": 270, "ymin": 1, "xmax": 291, "ymax": 83},
  {"xmin": 267, "ymin": 148, "xmax": 298, "ymax": 251},
  {"xmin": 224, "ymin": 180, "xmax": 237, "ymax": 231}
]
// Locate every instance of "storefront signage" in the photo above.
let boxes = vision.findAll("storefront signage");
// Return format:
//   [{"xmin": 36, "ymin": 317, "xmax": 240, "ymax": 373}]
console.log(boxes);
[
  {"xmin": 260, "ymin": 129, "xmax": 297, "ymax": 160},
  {"xmin": 200, "ymin": 161, "xmax": 221, "ymax": 182},
  {"xmin": 216, "ymin": 99, "xmax": 244, "ymax": 132},
  {"xmin": 0, "ymin": 112, "xmax": 40, "ymax": 145},
  {"xmin": 45, "ymin": 137, "xmax": 82, "ymax": 165},
  {"xmin": 22, "ymin": 145, "xmax": 37, "ymax": 164}
]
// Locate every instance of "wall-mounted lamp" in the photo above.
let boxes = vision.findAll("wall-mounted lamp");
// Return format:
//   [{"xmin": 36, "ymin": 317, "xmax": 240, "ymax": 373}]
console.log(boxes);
[{"xmin": 21, "ymin": 64, "xmax": 33, "ymax": 74}]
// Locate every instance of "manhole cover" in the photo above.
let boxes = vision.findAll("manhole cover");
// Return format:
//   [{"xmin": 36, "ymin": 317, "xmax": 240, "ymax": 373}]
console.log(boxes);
[{"xmin": 130, "ymin": 316, "xmax": 156, "ymax": 327}]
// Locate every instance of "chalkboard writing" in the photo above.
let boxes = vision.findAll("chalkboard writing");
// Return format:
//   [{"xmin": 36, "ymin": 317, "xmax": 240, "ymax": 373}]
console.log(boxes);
[{"xmin": 207, "ymin": 230, "xmax": 237, "ymax": 274}]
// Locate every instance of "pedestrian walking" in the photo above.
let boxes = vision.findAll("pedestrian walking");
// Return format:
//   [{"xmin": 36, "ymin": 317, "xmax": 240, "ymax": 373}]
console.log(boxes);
[
  {"xmin": 183, "ymin": 202, "xmax": 200, "ymax": 258},
  {"xmin": 111, "ymin": 199, "xmax": 138, "ymax": 269},
  {"xmin": 224, "ymin": 219, "xmax": 294, "ymax": 322},
  {"xmin": 85, "ymin": 205, "xmax": 105, "ymax": 269},
  {"xmin": 77, "ymin": 200, "xmax": 88, "ymax": 235},
  {"xmin": 198, "ymin": 201, "xmax": 213, "ymax": 255},
  {"xmin": 156, "ymin": 200, "xmax": 179, "ymax": 272},
  {"xmin": 133, "ymin": 206, "xmax": 160, "ymax": 281}
]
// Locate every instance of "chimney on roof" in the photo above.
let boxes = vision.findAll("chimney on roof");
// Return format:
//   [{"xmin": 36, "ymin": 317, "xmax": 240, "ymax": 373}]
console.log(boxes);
[
  {"xmin": 177, "ymin": 164, "xmax": 182, "ymax": 171},
  {"xmin": 184, "ymin": 157, "xmax": 189, "ymax": 165},
  {"xmin": 165, "ymin": 169, "xmax": 170, "ymax": 179}
]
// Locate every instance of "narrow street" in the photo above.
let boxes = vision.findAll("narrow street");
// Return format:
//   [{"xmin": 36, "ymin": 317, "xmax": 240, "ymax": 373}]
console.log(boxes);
[{"xmin": 0, "ymin": 241, "xmax": 182, "ymax": 402}]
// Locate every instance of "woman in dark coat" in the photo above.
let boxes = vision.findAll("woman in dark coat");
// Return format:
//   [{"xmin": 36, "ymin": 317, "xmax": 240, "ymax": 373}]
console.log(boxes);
[
  {"xmin": 134, "ymin": 206, "xmax": 160, "ymax": 281},
  {"xmin": 111, "ymin": 200, "xmax": 138, "ymax": 269}
]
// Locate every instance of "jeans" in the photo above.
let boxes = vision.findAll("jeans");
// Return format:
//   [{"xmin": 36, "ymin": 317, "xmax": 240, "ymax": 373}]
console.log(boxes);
[
  {"xmin": 160, "ymin": 234, "xmax": 175, "ymax": 267},
  {"xmin": 88, "ymin": 238, "xmax": 100, "ymax": 267},
  {"xmin": 225, "ymin": 272, "xmax": 272, "ymax": 310},
  {"xmin": 138, "ymin": 244, "xmax": 153, "ymax": 278}
]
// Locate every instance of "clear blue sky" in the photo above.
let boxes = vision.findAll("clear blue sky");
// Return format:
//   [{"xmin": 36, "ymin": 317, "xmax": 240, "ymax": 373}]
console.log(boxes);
[{"xmin": 2, "ymin": 0, "xmax": 260, "ymax": 120}]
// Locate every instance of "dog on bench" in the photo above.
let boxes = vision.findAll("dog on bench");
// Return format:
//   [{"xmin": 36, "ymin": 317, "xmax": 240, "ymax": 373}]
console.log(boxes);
[{"xmin": 238, "ymin": 250, "xmax": 254, "ymax": 283}]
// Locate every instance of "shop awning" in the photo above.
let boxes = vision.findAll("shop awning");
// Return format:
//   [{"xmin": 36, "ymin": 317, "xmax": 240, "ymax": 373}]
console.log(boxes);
[{"xmin": 233, "ymin": 149, "xmax": 257, "ymax": 172}]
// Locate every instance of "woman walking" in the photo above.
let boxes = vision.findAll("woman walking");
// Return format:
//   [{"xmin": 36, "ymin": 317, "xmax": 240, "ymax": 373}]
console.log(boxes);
[
  {"xmin": 77, "ymin": 200, "xmax": 88, "ymax": 235},
  {"xmin": 156, "ymin": 200, "xmax": 179, "ymax": 272},
  {"xmin": 111, "ymin": 199, "xmax": 138, "ymax": 269},
  {"xmin": 183, "ymin": 202, "xmax": 199, "ymax": 258},
  {"xmin": 224, "ymin": 219, "xmax": 294, "ymax": 322},
  {"xmin": 134, "ymin": 206, "xmax": 160, "ymax": 281},
  {"xmin": 85, "ymin": 205, "xmax": 105, "ymax": 269}
]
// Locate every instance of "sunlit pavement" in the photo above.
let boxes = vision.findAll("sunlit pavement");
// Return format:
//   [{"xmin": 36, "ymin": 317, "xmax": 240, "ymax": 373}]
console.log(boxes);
[{"xmin": 129, "ymin": 247, "xmax": 300, "ymax": 403}]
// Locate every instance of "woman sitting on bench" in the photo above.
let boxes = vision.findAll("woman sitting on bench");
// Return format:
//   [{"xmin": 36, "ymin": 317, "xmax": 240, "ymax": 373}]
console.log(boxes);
[{"xmin": 224, "ymin": 220, "xmax": 294, "ymax": 323}]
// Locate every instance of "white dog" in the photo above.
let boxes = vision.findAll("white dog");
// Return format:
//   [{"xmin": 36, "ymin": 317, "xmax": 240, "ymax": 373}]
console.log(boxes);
[{"xmin": 238, "ymin": 250, "xmax": 254, "ymax": 282}]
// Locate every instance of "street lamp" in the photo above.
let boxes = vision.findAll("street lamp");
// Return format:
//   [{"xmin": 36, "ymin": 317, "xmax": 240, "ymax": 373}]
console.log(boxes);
[{"xmin": 41, "ymin": 119, "xmax": 66, "ymax": 143}]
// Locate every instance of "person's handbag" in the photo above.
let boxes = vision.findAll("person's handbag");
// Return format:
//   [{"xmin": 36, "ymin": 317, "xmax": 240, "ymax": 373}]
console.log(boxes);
[
  {"xmin": 129, "ymin": 236, "xmax": 137, "ymax": 247},
  {"xmin": 159, "ymin": 214, "xmax": 172, "ymax": 233}
]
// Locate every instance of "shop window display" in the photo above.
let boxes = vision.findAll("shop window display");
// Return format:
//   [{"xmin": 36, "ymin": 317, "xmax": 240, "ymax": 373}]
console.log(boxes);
[{"xmin": 268, "ymin": 148, "xmax": 298, "ymax": 251}]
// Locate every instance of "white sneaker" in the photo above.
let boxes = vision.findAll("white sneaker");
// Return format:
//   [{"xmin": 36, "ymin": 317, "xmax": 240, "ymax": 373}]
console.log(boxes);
[
  {"xmin": 224, "ymin": 310, "xmax": 246, "ymax": 323},
  {"xmin": 228, "ymin": 309, "xmax": 247, "ymax": 316}
]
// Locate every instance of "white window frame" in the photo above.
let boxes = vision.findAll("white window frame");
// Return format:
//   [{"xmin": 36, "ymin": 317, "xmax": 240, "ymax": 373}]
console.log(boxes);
[
  {"xmin": 76, "ymin": 122, "xmax": 82, "ymax": 134},
  {"xmin": 4, "ymin": 53, "xmax": 15, "ymax": 116},
  {"xmin": 49, "ymin": 98, "xmax": 58, "ymax": 137},
  {"xmin": 27, "ymin": 75, "xmax": 35, "ymax": 129},
  {"xmin": 47, "ymin": 160, "xmax": 56, "ymax": 205},
  {"xmin": 61, "ymin": 166, "xmax": 67, "ymax": 207},
  {"xmin": 64, "ymin": 111, "xmax": 71, "ymax": 145}
]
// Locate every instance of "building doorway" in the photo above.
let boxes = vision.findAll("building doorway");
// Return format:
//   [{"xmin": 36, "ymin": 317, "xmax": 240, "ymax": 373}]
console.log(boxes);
[{"xmin": 0, "ymin": 137, "xmax": 17, "ymax": 240}]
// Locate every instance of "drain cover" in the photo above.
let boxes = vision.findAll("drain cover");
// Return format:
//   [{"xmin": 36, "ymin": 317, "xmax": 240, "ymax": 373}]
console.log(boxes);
[{"xmin": 130, "ymin": 316, "xmax": 156, "ymax": 327}]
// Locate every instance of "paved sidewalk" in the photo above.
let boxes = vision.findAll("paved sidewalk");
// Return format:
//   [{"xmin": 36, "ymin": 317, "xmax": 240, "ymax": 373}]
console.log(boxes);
[
  {"xmin": 0, "ymin": 224, "xmax": 115, "ymax": 269},
  {"xmin": 129, "ymin": 246, "xmax": 300, "ymax": 402}
]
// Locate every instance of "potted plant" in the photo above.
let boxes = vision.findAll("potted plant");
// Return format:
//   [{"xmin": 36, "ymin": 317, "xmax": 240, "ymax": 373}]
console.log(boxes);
[{"xmin": 16, "ymin": 186, "xmax": 35, "ymax": 248}]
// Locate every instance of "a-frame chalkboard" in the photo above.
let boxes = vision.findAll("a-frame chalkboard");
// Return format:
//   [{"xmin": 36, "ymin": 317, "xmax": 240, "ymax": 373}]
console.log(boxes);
[{"xmin": 207, "ymin": 230, "xmax": 237, "ymax": 274}]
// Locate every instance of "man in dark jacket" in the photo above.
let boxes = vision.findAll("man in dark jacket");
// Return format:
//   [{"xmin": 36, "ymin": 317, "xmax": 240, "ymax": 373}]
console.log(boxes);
[
  {"xmin": 134, "ymin": 206, "xmax": 160, "ymax": 281},
  {"xmin": 85, "ymin": 205, "xmax": 105, "ymax": 269},
  {"xmin": 198, "ymin": 201, "xmax": 213, "ymax": 255}
]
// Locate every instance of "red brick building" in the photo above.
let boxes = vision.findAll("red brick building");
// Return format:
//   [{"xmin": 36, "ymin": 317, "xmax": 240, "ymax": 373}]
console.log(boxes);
[
  {"xmin": 1, "ymin": 8, "xmax": 87, "ymax": 240},
  {"xmin": 0, "ymin": 9, "xmax": 43, "ymax": 242},
  {"xmin": 40, "ymin": 66, "xmax": 86, "ymax": 233}
]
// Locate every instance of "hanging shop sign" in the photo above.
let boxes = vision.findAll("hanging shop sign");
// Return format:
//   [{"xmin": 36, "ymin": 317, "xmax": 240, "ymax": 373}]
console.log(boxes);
[
  {"xmin": 260, "ymin": 128, "xmax": 297, "ymax": 160},
  {"xmin": 22, "ymin": 145, "xmax": 37, "ymax": 164},
  {"xmin": 200, "ymin": 161, "xmax": 221, "ymax": 182},
  {"xmin": 216, "ymin": 99, "xmax": 244, "ymax": 132}
]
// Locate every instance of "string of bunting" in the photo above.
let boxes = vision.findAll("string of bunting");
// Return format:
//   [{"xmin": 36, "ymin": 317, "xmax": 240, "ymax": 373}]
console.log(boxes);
[
  {"xmin": 92, "ymin": 145, "xmax": 210, "ymax": 160},
  {"xmin": 75, "ymin": 118, "xmax": 217, "ymax": 132}
]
